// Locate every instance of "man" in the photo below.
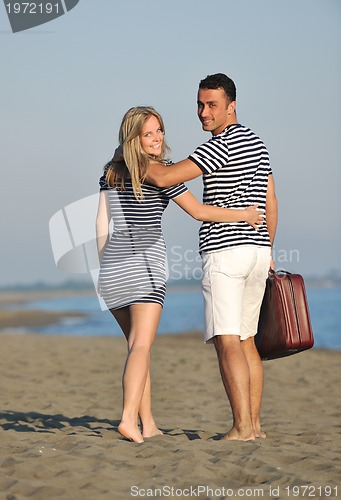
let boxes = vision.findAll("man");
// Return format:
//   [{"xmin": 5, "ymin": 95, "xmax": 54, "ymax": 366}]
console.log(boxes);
[{"xmin": 147, "ymin": 73, "xmax": 278, "ymax": 441}]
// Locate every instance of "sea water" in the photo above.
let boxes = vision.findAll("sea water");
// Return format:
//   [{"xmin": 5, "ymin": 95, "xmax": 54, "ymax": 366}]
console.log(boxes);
[{"xmin": 17, "ymin": 286, "xmax": 341, "ymax": 350}]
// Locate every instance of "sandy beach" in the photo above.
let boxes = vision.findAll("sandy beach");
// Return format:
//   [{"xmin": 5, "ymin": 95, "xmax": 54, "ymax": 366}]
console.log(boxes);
[{"xmin": 0, "ymin": 331, "xmax": 340, "ymax": 500}]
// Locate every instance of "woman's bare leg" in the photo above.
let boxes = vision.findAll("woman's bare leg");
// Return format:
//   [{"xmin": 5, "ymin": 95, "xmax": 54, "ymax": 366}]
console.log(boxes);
[
  {"xmin": 111, "ymin": 303, "xmax": 162, "ymax": 442},
  {"xmin": 111, "ymin": 307, "xmax": 162, "ymax": 438},
  {"xmin": 138, "ymin": 369, "xmax": 163, "ymax": 438}
]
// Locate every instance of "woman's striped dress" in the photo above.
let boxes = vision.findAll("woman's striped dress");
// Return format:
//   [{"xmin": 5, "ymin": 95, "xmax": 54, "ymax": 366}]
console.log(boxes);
[{"xmin": 98, "ymin": 165, "xmax": 188, "ymax": 310}]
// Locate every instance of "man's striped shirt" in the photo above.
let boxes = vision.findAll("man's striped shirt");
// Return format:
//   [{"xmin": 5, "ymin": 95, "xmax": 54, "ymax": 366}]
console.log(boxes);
[{"xmin": 189, "ymin": 124, "xmax": 272, "ymax": 253}]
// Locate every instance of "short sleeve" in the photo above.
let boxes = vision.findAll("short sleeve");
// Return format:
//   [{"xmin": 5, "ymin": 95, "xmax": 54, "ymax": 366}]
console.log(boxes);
[
  {"xmin": 156, "ymin": 160, "xmax": 189, "ymax": 198},
  {"xmin": 99, "ymin": 163, "xmax": 110, "ymax": 191},
  {"xmin": 266, "ymin": 152, "xmax": 273, "ymax": 176},
  {"xmin": 159, "ymin": 183, "xmax": 188, "ymax": 199},
  {"xmin": 188, "ymin": 135, "xmax": 229, "ymax": 174}
]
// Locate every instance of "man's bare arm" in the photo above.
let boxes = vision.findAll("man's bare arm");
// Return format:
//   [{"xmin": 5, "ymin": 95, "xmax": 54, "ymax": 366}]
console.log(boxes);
[{"xmin": 146, "ymin": 158, "xmax": 202, "ymax": 187}]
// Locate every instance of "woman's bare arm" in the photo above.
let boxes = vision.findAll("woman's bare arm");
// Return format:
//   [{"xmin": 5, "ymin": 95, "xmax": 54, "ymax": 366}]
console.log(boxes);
[
  {"xmin": 96, "ymin": 191, "xmax": 110, "ymax": 263},
  {"xmin": 172, "ymin": 191, "xmax": 265, "ymax": 230}
]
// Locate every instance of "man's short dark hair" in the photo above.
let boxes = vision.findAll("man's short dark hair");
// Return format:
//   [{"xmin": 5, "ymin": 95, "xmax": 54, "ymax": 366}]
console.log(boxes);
[{"xmin": 199, "ymin": 73, "xmax": 236, "ymax": 102}]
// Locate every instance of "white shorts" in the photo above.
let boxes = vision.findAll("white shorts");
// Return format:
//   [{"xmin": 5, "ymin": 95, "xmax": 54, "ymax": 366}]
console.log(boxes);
[{"xmin": 201, "ymin": 246, "xmax": 271, "ymax": 343}]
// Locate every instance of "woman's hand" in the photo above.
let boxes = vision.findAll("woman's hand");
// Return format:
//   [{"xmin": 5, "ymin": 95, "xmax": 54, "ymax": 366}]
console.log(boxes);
[{"xmin": 244, "ymin": 204, "xmax": 265, "ymax": 230}]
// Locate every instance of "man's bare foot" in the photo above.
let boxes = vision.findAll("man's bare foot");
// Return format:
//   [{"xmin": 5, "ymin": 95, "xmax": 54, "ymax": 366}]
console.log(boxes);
[
  {"xmin": 221, "ymin": 426, "xmax": 256, "ymax": 441},
  {"xmin": 255, "ymin": 429, "xmax": 267, "ymax": 438},
  {"xmin": 254, "ymin": 423, "xmax": 267, "ymax": 438},
  {"xmin": 118, "ymin": 421, "xmax": 144, "ymax": 443}
]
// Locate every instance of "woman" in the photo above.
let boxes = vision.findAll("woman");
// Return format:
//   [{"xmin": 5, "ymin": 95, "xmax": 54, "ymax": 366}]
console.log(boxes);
[{"xmin": 96, "ymin": 106, "xmax": 264, "ymax": 443}]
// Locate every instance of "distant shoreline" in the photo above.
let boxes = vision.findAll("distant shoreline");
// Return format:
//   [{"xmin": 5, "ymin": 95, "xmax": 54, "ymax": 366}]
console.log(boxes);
[
  {"xmin": 0, "ymin": 289, "xmax": 92, "ymax": 331},
  {"xmin": 0, "ymin": 282, "xmax": 339, "ymax": 339},
  {"xmin": 1, "ymin": 275, "xmax": 341, "ymax": 297},
  {"xmin": 0, "ymin": 288, "xmax": 96, "ymax": 306}
]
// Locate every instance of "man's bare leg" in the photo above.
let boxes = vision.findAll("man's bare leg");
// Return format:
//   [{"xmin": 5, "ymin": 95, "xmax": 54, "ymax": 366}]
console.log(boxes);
[
  {"xmin": 241, "ymin": 336, "xmax": 266, "ymax": 438},
  {"xmin": 213, "ymin": 335, "xmax": 256, "ymax": 441}
]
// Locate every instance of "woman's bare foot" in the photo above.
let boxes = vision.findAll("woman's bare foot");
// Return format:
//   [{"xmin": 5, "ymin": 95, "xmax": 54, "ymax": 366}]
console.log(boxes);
[
  {"xmin": 141, "ymin": 419, "xmax": 164, "ymax": 439},
  {"xmin": 118, "ymin": 421, "xmax": 144, "ymax": 443},
  {"xmin": 141, "ymin": 415, "xmax": 163, "ymax": 438},
  {"xmin": 221, "ymin": 426, "xmax": 256, "ymax": 441},
  {"xmin": 142, "ymin": 426, "xmax": 163, "ymax": 439}
]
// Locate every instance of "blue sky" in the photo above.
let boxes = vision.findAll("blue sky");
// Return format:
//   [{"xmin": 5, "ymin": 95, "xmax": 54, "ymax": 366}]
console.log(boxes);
[{"xmin": 1, "ymin": 0, "xmax": 340, "ymax": 286}]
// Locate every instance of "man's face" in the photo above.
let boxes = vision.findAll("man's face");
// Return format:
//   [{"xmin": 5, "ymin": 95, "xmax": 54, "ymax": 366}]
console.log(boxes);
[{"xmin": 197, "ymin": 88, "xmax": 233, "ymax": 135}]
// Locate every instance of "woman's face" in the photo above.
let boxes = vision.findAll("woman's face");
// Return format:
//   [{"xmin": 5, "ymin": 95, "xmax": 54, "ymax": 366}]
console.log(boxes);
[{"xmin": 140, "ymin": 115, "xmax": 164, "ymax": 156}]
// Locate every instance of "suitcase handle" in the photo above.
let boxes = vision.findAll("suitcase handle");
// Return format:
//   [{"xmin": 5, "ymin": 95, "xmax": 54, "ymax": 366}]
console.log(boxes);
[{"xmin": 268, "ymin": 268, "xmax": 292, "ymax": 279}]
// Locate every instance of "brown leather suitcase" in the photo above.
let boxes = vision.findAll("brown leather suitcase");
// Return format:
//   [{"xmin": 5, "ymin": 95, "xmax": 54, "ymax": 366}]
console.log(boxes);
[{"xmin": 255, "ymin": 270, "xmax": 314, "ymax": 360}]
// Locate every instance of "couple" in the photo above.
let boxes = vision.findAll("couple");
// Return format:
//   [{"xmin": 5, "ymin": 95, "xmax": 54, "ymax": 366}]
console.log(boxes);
[{"xmin": 96, "ymin": 73, "xmax": 278, "ymax": 443}]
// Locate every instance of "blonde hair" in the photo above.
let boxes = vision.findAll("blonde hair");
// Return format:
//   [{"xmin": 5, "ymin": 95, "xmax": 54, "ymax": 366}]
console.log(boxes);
[{"xmin": 105, "ymin": 106, "xmax": 170, "ymax": 200}]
